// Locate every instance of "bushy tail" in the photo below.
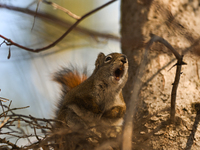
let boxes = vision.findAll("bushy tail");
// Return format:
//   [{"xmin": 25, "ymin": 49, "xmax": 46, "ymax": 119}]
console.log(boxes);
[{"xmin": 53, "ymin": 68, "xmax": 87, "ymax": 93}]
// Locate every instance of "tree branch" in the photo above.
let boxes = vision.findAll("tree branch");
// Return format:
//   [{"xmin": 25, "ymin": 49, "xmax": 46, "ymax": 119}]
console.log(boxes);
[
  {"xmin": 0, "ymin": 138, "xmax": 20, "ymax": 149},
  {"xmin": 145, "ymin": 34, "xmax": 187, "ymax": 123},
  {"xmin": 42, "ymin": 0, "xmax": 81, "ymax": 20},
  {"xmin": 170, "ymin": 56, "xmax": 183, "ymax": 123},
  {"xmin": 0, "ymin": 0, "xmax": 117, "ymax": 52},
  {"xmin": 0, "ymin": 4, "xmax": 120, "ymax": 41}
]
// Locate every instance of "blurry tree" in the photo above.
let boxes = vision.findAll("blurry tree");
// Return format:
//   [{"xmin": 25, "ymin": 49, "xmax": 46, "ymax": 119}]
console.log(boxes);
[{"xmin": 121, "ymin": 0, "xmax": 200, "ymax": 149}]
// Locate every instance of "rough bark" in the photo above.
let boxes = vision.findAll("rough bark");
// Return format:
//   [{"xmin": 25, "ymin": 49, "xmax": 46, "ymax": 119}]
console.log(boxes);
[
  {"xmin": 121, "ymin": 0, "xmax": 152, "ymax": 103},
  {"xmin": 121, "ymin": 0, "xmax": 200, "ymax": 149}
]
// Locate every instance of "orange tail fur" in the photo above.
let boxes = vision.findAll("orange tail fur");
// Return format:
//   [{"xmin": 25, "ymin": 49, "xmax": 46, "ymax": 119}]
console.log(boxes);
[{"xmin": 53, "ymin": 68, "xmax": 87, "ymax": 92}]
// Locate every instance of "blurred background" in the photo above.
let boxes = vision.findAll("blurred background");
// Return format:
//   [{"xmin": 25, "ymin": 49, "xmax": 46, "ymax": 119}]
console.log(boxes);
[{"xmin": 0, "ymin": 0, "xmax": 121, "ymax": 119}]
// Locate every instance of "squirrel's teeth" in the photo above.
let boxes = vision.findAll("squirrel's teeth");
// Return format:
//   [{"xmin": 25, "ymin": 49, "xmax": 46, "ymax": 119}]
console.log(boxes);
[{"xmin": 114, "ymin": 66, "xmax": 124, "ymax": 81}]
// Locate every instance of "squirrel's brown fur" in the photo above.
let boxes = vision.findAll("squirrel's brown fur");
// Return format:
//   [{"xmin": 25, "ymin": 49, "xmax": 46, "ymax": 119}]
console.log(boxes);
[
  {"xmin": 53, "ymin": 52, "xmax": 128, "ymax": 130},
  {"xmin": 53, "ymin": 68, "xmax": 87, "ymax": 92}
]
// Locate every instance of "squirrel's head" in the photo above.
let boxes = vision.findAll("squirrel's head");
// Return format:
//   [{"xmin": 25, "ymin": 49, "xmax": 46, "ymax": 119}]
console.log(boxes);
[{"xmin": 93, "ymin": 52, "xmax": 128, "ymax": 88}]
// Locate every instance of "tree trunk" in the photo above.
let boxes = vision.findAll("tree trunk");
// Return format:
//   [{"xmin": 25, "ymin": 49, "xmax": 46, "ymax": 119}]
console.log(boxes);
[
  {"xmin": 121, "ymin": 0, "xmax": 200, "ymax": 149},
  {"xmin": 121, "ymin": 0, "xmax": 151, "ymax": 102}
]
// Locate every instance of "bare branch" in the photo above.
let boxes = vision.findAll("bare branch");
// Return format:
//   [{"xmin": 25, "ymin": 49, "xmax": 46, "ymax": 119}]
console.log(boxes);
[
  {"xmin": 0, "ymin": 0, "xmax": 118, "ymax": 52},
  {"xmin": 0, "ymin": 106, "xmax": 30, "ymax": 117},
  {"xmin": 170, "ymin": 56, "xmax": 183, "ymax": 123},
  {"xmin": 42, "ymin": 0, "xmax": 81, "ymax": 20},
  {"xmin": 147, "ymin": 34, "xmax": 183, "ymax": 60},
  {"xmin": 34, "ymin": 126, "xmax": 41, "ymax": 141},
  {"xmin": 0, "ymin": 97, "xmax": 9, "ymax": 102},
  {"xmin": 0, "ymin": 4, "xmax": 120, "ymax": 41},
  {"xmin": 145, "ymin": 34, "xmax": 187, "ymax": 124},
  {"xmin": 31, "ymin": 0, "xmax": 42, "ymax": 31},
  {"xmin": 0, "ymin": 138, "xmax": 20, "ymax": 149},
  {"xmin": 5, "ymin": 100, "xmax": 12, "ymax": 117},
  {"xmin": 0, "ymin": 117, "xmax": 10, "ymax": 128}
]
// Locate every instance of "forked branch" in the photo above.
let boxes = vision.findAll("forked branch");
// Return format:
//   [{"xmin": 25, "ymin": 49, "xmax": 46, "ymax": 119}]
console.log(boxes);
[{"xmin": 146, "ymin": 34, "xmax": 187, "ymax": 123}]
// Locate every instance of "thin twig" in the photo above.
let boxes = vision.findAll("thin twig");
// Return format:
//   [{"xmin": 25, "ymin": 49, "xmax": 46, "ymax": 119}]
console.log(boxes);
[
  {"xmin": 31, "ymin": 0, "xmax": 42, "ymax": 31},
  {"xmin": 42, "ymin": 0, "xmax": 81, "ymax": 20},
  {"xmin": 0, "ymin": 117, "xmax": 10, "ymax": 128},
  {"xmin": 5, "ymin": 100, "xmax": 12, "ymax": 117},
  {"xmin": 0, "ymin": 100, "xmax": 6, "ymax": 117},
  {"xmin": 0, "ymin": 97, "xmax": 9, "ymax": 102},
  {"xmin": 0, "ymin": 106, "xmax": 29, "ymax": 117},
  {"xmin": 18, "ymin": 127, "xmax": 33, "ymax": 144},
  {"xmin": 196, "ymin": 60, "xmax": 200, "ymax": 80},
  {"xmin": 0, "ymin": 102, "xmax": 62, "ymax": 149},
  {"xmin": 34, "ymin": 126, "xmax": 41, "ymax": 141},
  {"xmin": 0, "ymin": 138, "xmax": 20, "ymax": 149},
  {"xmin": 4, "ymin": 113, "xmax": 67, "ymax": 128}
]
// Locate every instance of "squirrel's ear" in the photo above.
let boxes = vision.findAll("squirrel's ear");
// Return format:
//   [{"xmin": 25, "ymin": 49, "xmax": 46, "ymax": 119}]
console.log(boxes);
[{"xmin": 95, "ymin": 52, "xmax": 105, "ymax": 68}]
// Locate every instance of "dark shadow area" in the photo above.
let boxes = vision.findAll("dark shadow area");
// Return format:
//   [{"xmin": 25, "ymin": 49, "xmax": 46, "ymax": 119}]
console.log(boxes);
[
  {"xmin": 185, "ymin": 103, "xmax": 200, "ymax": 150},
  {"xmin": 131, "ymin": 107, "xmax": 171, "ymax": 150}
]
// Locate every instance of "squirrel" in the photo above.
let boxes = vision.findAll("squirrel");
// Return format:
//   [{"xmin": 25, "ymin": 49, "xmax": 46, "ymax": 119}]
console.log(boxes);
[{"xmin": 53, "ymin": 52, "xmax": 128, "ymax": 130}]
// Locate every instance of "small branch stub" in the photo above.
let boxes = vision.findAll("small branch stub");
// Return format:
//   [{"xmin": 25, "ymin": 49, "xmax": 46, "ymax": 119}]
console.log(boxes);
[{"xmin": 7, "ymin": 47, "xmax": 11, "ymax": 59}]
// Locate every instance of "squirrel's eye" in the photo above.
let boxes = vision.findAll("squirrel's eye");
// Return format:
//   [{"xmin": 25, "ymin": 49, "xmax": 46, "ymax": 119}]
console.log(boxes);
[{"xmin": 105, "ymin": 56, "xmax": 112, "ymax": 62}]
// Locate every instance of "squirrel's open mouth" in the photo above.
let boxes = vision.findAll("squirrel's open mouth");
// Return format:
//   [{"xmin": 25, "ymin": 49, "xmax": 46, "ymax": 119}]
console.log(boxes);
[{"xmin": 114, "ymin": 66, "xmax": 124, "ymax": 81}]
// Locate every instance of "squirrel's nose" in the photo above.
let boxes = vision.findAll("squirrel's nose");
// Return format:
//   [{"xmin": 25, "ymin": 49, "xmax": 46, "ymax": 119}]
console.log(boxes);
[{"xmin": 121, "ymin": 55, "xmax": 127, "ymax": 64}]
